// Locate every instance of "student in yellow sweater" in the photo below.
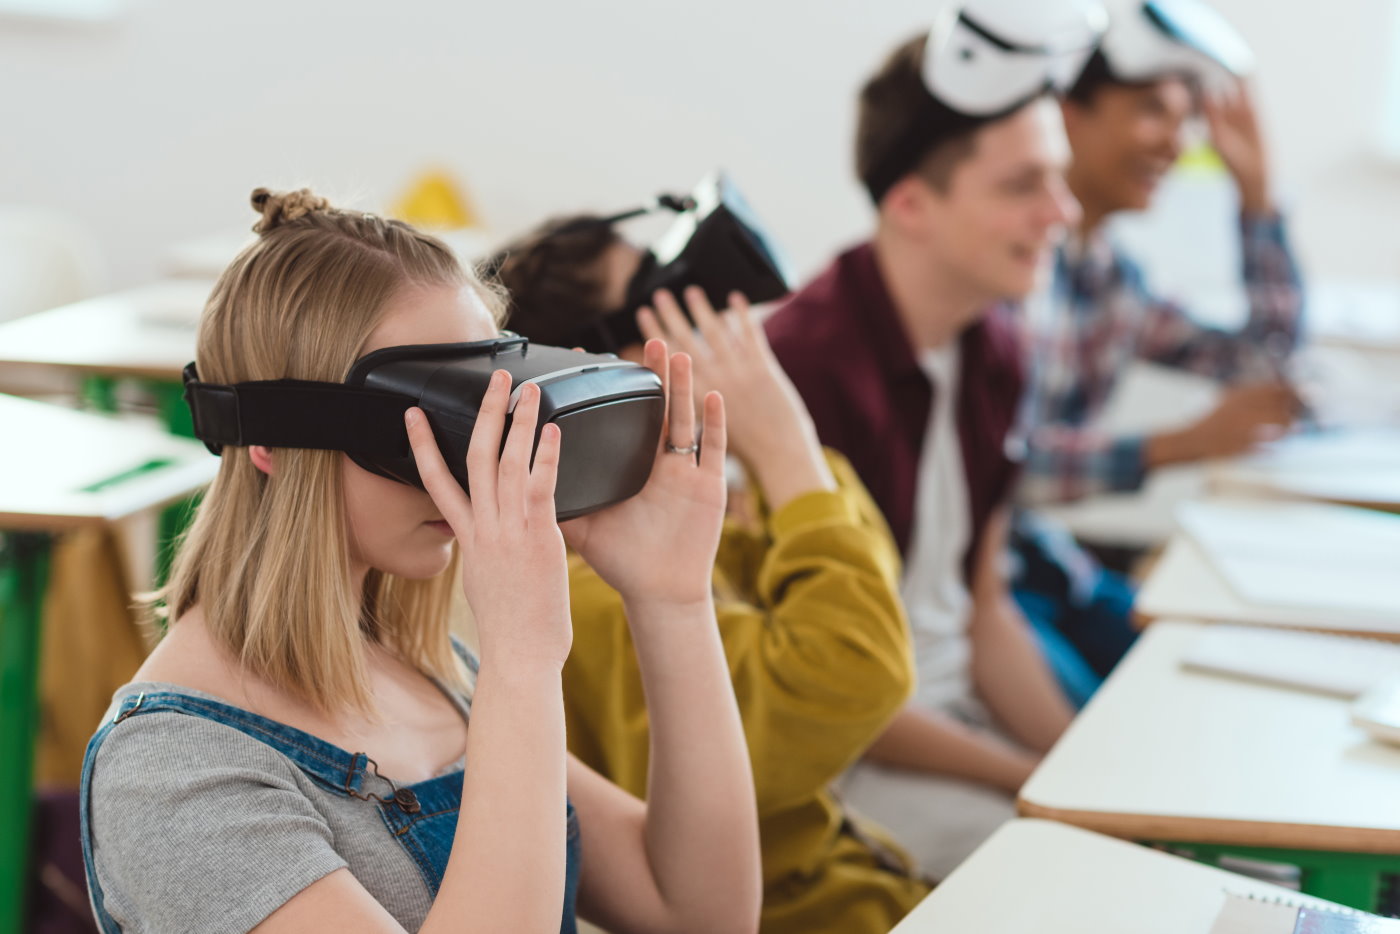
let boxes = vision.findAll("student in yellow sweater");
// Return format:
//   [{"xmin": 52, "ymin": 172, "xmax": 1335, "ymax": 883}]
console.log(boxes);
[{"xmin": 492, "ymin": 220, "xmax": 931, "ymax": 933}]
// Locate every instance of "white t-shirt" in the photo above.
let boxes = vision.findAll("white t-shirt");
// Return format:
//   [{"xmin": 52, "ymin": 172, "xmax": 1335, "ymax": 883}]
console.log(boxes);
[{"xmin": 901, "ymin": 342, "xmax": 975, "ymax": 712}]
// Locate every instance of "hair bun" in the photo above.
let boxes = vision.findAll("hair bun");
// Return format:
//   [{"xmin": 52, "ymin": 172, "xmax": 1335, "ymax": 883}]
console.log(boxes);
[{"xmin": 250, "ymin": 187, "xmax": 332, "ymax": 234}]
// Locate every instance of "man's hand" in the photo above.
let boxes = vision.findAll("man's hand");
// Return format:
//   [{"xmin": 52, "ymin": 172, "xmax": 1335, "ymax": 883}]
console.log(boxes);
[
  {"xmin": 1147, "ymin": 382, "xmax": 1298, "ymax": 467},
  {"xmin": 1203, "ymin": 83, "xmax": 1273, "ymax": 216}
]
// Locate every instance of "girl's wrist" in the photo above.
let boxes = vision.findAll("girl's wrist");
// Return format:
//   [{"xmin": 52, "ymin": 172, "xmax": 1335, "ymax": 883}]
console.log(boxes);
[{"xmin": 620, "ymin": 592, "xmax": 716, "ymax": 627}]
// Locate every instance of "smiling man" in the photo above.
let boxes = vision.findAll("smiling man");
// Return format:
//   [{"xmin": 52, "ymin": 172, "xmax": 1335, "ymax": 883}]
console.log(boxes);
[
  {"xmin": 1000, "ymin": 0, "xmax": 1305, "ymax": 709},
  {"xmin": 1016, "ymin": 0, "xmax": 1304, "ymax": 511},
  {"xmin": 765, "ymin": 0, "xmax": 1103, "ymax": 878}
]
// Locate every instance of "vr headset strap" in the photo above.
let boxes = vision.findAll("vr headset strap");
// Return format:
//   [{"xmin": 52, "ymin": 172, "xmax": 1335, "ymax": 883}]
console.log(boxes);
[{"xmin": 183, "ymin": 364, "xmax": 410, "ymax": 456}]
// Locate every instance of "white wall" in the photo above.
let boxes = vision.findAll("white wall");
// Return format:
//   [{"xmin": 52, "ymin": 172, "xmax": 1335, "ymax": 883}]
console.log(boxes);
[{"xmin": 1, "ymin": 0, "xmax": 1397, "ymax": 292}]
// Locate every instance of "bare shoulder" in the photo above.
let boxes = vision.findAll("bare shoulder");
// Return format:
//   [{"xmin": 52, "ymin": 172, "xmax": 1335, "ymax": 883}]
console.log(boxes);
[{"xmin": 132, "ymin": 607, "xmax": 261, "ymax": 705}]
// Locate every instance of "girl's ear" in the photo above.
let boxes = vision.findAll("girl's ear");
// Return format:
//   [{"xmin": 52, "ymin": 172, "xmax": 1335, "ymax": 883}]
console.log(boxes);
[{"xmin": 249, "ymin": 445, "xmax": 276, "ymax": 475}]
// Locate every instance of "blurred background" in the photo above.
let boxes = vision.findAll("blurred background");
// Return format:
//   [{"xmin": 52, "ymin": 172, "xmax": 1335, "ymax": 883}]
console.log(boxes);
[
  {"xmin": 3, "ymin": 3, "xmax": 1400, "ymax": 932},
  {"xmin": 1, "ymin": 0, "xmax": 1398, "ymax": 301}
]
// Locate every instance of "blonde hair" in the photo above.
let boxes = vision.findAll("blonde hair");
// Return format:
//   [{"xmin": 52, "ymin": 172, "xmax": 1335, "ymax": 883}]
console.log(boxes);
[{"xmin": 156, "ymin": 187, "xmax": 501, "ymax": 714}]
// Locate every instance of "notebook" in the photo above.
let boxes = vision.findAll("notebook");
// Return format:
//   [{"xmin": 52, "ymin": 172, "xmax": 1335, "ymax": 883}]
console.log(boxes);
[
  {"xmin": 1352, "ymin": 679, "xmax": 1400, "ymax": 747},
  {"xmin": 1176, "ymin": 501, "xmax": 1400, "ymax": 622},
  {"xmin": 1181, "ymin": 625, "xmax": 1400, "ymax": 698},
  {"xmin": 1211, "ymin": 892, "xmax": 1400, "ymax": 933}
]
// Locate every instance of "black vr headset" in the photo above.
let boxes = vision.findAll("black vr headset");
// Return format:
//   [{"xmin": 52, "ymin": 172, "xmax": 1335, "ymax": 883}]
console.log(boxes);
[
  {"xmin": 551, "ymin": 171, "xmax": 794, "ymax": 355},
  {"xmin": 183, "ymin": 337, "xmax": 665, "ymax": 520}
]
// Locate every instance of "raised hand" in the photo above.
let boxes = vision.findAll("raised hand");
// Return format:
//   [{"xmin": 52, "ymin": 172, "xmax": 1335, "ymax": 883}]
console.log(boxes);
[
  {"xmin": 405, "ymin": 371, "xmax": 572, "ymax": 670},
  {"xmin": 638, "ymin": 286, "xmax": 834, "ymax": 510},
  {"xmin": 1203, "ymin": 82, "xmax": 1272, "ymax": 216},
  {"xmin": 560, "ymin": 339, "xmax": 728, "ymax": 611}
]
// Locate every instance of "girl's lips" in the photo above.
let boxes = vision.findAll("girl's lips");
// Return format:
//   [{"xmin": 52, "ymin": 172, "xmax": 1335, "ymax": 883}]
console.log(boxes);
[{"xmin": 425, "ymin": 520, "xmax": 454, "ymax": 537}]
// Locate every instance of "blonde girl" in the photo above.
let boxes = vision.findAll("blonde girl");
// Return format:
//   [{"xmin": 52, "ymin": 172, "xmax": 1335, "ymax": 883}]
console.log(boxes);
[{"xmin": 78, "ymin": 188, "xmax": 760, "ymax": 934}]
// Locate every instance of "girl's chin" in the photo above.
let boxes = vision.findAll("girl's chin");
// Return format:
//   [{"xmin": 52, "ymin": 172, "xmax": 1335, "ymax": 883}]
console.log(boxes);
[{"xmin": 376, "ymin": 542, "xmax": 455, "ymax": 580}]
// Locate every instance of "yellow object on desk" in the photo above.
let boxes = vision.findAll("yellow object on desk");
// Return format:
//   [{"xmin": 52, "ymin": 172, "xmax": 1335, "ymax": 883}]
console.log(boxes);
[{"xmin": 391, "ymin": 169, "xmax": 480, "ymax": 230}]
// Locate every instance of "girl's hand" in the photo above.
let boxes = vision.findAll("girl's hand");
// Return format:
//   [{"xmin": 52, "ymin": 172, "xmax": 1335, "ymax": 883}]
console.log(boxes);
[
  {"xmin": 405, "ymin": 372, "xmax": 572, "ymax": 670},
  {"xmin": 561, "ymin": 339, "xmax": 727, "ymax": 610},
  {"xmin": 639, "ymin": 287, "xmax": 835, "ymax": 510}
]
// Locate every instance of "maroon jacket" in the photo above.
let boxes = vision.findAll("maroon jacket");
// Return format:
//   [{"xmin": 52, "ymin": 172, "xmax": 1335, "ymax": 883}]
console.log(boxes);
[{"xmin": 765, "ymin": 242, "xmax": 1024, "ymax": 582}]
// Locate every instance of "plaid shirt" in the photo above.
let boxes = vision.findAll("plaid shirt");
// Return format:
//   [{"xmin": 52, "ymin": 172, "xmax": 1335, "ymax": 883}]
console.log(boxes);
[{"xmin": 1015, "ymin": 212, "xmax": 1304, "ymax": 507}]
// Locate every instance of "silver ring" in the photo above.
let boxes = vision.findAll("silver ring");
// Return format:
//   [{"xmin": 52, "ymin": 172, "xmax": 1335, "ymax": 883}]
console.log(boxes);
[{"xmin": 664, "ymin": 440, "xmax": 699, "ymax": 455}]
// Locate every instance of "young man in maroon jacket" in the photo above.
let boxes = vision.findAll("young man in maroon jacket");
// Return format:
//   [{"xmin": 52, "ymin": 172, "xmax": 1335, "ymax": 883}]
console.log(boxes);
[{"xmin": 765, "ymin": 5, "xmax": 1100, "ymax": 878}]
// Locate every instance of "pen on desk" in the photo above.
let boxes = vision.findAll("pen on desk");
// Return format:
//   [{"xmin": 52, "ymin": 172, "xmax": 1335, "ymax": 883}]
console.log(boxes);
[{"xmin": 1260, "ymin": 331, "xmax": 1318, "ymax": 432}]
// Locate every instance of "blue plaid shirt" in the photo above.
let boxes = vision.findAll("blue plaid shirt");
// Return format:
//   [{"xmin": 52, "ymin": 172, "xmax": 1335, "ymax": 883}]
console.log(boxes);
[{"xmin": 1015, "ymin": 212, "xmax": 1305, "ymax": 507}]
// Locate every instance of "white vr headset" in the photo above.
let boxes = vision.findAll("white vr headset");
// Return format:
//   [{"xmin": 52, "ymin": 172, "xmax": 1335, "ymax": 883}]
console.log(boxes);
[
  {"xmin": 863, "ymin": 0, "xmax": 1107, "ymax": 203},
  {"xmin": 1095, "ymin": 0, "xmax": 1253, "ymax": 91},
  {"xmin": 924, "ymin": 0, "xmax": 1108, "ymax": 116}
]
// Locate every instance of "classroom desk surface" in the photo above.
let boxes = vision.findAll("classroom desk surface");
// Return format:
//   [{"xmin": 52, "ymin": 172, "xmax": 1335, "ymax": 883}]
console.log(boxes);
[
  {"xmin": 1308, "ymin": 279, "xmax": 1400, "ymax": 356},
  {"xmin": 1018, "ymin": 620, "xmax": 1400, "ymax": 853},
  {"xmin": 0, "ymin": 393, "xmax": 217, "ymax": 529},
  {"xmin": 0, "ymin": 279, "xmax": 211, "ymax": 381},
  {"xmin": 1136, "ymin": 533, "xmax": 1400, "ymax": 640},
  {"xmin": 0, "ymin": 393, "xmax": 216, "ymax": 932},
  {"xmin": 892, "ymin": 819, "xmax": 1345, "ymax": 933},
  {"xmin": 1035, "ymin": 464, "xmax": 1205, "ymax": 551},
  {"xmin": 1209, "ymin": 428, "xmax": 1400, "ymax": 512}
]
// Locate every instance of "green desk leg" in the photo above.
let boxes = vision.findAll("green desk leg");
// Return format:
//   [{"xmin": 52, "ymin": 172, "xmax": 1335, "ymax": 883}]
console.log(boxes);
[
  {"xmin": 1178, "ymin": 842, "xmax": 1400, "ymax": 915},
  {"xmin": 0, "ymin": 532, "xmax": 53, "ymax": 934},
  {"xmin": 148, "ymin": 380, "xmax": 200, "ymax": 591},
  {"xmin": 80, "ymin": 375, "xmax": 119, "ymax": 414},
  {"xmin": 148, "ymin": 380, "xmax": 194, "ymax": 440},
  {"xmin": 154, "ymin": 491, "xmax": 202, "ymax": 592}
]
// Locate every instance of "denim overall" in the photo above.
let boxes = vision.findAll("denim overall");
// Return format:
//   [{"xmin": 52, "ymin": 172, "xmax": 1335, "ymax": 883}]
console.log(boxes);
[{"xmin": 79, "ymin": 667, "xmax": 581, "ymax": 933}]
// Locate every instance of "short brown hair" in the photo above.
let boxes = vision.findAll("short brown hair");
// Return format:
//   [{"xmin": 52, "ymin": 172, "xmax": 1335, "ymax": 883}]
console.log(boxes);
[
  {"xmin": 488, "ymin": 216, "xmax": 621, "ymax": 346},
  {"xmin": 856, "ymin": 33, "xmax": 980, "ymax": 197}
]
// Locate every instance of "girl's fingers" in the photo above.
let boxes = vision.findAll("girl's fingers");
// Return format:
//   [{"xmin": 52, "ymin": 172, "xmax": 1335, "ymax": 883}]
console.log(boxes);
[
  {"xmin": 666, "ymin": 351, "xmax": 698, "ymax": 451},
  {"xmin": 697, "ymin": 390, "xmax": 728, "ymax": 475},
  {"xmin": 527, "ymin": 422, "xmax": 562, "ymax": 522},
  {"xmin": 636, "ymin": 307, "xmax": 666, "ymax": 346},
  {"xmin": 653, "ymin": 289, "xmax": 702, "ymax": 358},
  {"xmin": 730, "ymin": 291, "xmax": 763, "ymax": 347},
  {"xmin": 404, "ymin": 407, "xmax": 473, "ymax": 533},
  {"xmin": 638, "ymin": 339, "xmax": 672, "ymax": 452},
  {"xmin": 465, "ymin": 370, "xmax": 511, "ymax": 520},
  {"xmin": 683, "ymin": 285, "xmax": 733, "ymax": 357},
  {"xmin": 499, "ymin": 381, "xmax": 542, "ymax": 519},
  {"xmin": 642, "ymin": 338, "xmax": 670, "ymax": 392}
]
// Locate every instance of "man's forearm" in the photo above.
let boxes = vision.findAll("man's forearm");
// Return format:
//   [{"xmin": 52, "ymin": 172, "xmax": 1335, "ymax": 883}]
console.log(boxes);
[
  {"xmin": 864, "ymin": 703, "xmax": 1038, "ymax": 794},
  {"xmin": 970, "ymin": 594, "xmax": 1075, "ymax": 754}
]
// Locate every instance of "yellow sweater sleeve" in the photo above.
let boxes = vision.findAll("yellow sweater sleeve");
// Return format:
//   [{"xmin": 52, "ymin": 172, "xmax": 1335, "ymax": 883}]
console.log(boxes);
[
  {"xmin": 712, "ymin": 449, "xmax": 914, "ymax": 814},
  {"xmin": 562, "ymin": 450, "xmax": 914, "ymax": 818}
]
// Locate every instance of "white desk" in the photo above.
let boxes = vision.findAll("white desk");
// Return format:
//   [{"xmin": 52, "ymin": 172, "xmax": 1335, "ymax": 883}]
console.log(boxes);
[
  {"xmin": 1210, "ymin": 428, "xmax": 1400, "ymax": 513},
  {"xmin": 0, "ymin": 394, "xmax": 217, "ymax": 531},
  {"xmin": 1307, "ymin": 279, "xmax": 1400, "ymax": 357},
  {"xmin": 0, "ymin": 279, "xmax": 211, "ymax": 382},
  {"xmin": 1136, "ymin": 520, "xmax": 1400, "ymax": 641},
  {"xmin": 1019, "ymin": 621, "xmax": 1400, "ymax": 854},
  {"xmin": 1037, "ymin": 465, "xmax": 1207, "ymax": 551},
  {"xmin": 892, "ymin": 819, "xmax": 1344, "ymax": 933},
  {"xmin": 0, "ymin": 393, "xmax": 217, "ymax": 931}
]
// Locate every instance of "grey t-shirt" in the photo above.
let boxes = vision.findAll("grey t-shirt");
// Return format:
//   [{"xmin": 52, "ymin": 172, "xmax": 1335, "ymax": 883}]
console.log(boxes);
[{"xmin": 87, "ymin": 681, "xmax": 470, "ymax": 934}]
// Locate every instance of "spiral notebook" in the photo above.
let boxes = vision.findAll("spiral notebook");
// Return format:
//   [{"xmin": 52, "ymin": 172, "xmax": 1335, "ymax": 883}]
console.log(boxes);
[
  {"xmin": 1176, "ymin": 500, "xmax": 1400, "ymax": 622},
  {"xmin": 1181, "ymin": 625, "xmax": 1400, "ymax": 698},
  {"xmin": 1211, "ymin": 892, "xmax": 1400, "ymax": 932}
]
